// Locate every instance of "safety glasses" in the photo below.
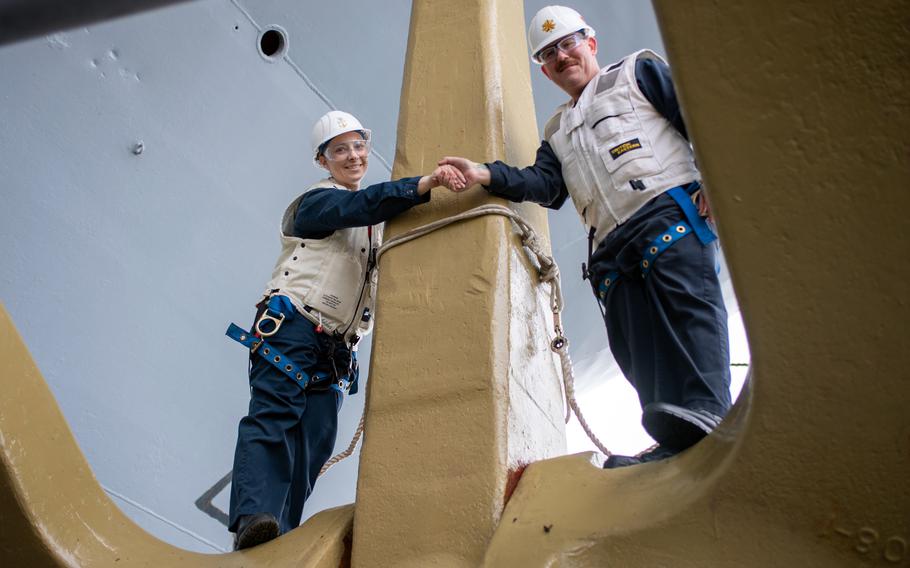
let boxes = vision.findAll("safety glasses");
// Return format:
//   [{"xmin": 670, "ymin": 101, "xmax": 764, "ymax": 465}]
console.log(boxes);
[
  {"xmin": 324, "ymin": 139, "xmax": 371, "ymax": 162},
  {"xmin": 533, "ymin": 31, "xmax": 588, "ymax": 65}
]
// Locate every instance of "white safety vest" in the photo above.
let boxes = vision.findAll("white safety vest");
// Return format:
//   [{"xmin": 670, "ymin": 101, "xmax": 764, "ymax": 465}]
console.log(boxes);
[
  {"xmin": 262, "ymin": 178, "xmax": 378, "ymax": 341},
  {"xmin": 544, "ymin": 49, "xmax": 700, "ymax": 245}
]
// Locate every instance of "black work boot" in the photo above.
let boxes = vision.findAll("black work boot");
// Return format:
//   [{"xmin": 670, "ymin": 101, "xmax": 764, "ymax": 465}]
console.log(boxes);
[
  {"xmin": 603, "ymin": 445, "xmax": 677, "ymax": 469},
  {"xmin": 233, "ymin": 513, "xmax": 279, "ymax": 550},
  {"xmin": 641, "ymin": 402, "xmax": 722, "ymax": 452}
]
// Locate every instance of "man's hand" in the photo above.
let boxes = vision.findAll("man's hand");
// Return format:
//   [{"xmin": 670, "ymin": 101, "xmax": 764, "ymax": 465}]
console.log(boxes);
[
  {"xmin": 437, "ymin": 156, "xmax": 491, "ymax": 191},
  {"xmin": 417, "ymin": 164, "xmax": 466, "ymax": 195},
  {"xmin": 431, "ymin": 164, "xmax": 467, "ymax": 191},
  {"xmin": 694, "ymin": 189, "xmax": 713, "ymax": 223}
]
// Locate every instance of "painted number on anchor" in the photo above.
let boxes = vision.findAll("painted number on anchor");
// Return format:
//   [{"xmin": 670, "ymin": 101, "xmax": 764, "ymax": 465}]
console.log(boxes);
[{"xmin": 832, "ymin": 525, "xmax": 907, "ymax": 564}]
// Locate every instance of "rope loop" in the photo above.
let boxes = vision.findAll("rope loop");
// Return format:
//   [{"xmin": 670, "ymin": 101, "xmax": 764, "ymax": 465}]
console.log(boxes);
[{"xmin": 319, "ymin": 203, "xmax": 611, "ymax": 477}]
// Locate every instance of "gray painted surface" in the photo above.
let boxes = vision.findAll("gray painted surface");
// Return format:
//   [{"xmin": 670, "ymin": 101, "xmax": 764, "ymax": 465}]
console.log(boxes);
[{"xmin": 1, "ymin": 0, "xmax": 730, "ymax": 554}]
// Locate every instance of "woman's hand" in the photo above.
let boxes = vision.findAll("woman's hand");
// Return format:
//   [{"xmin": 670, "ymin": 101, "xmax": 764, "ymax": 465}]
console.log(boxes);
[{"xmin": 418, "ymin": 164, "xmax": 467, "ymax": 194}]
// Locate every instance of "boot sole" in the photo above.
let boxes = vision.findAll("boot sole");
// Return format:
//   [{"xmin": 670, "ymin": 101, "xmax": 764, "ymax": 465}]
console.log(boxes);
[{"xmin": 235, "ymin": 518, "xmax": 279, "ymax": 550}]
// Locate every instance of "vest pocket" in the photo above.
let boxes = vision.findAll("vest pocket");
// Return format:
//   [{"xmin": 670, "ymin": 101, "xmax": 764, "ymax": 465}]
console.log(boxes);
[
  {"xmin": 598, "ymin": 132, "xmax": 662, "ymax": 192},
  {"xmin": 585, "ymin": 89, "xmax": 662, "ymax": 192},
  {"xmin": 317, "ymin": 253, "xmax": 365, "ymax": 323},
  {"xmin": 585, "ymin": 95, "xmax": 634, "ymax": 140}
]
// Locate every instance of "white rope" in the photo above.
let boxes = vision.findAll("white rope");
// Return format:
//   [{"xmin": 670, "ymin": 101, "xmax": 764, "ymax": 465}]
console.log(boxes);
[
  {"xmin": 319, "ymin": 204, "xmax": 611, "ymax": 476},
  {"xmin": 319, "ymin": 412, "xmax": 365, "ymax": 477}
]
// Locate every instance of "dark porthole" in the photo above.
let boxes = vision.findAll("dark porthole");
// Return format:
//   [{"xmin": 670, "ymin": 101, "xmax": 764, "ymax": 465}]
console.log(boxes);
[{"xmin": 258, "ymin": 27, "xmax": 288, "ymax": 61}]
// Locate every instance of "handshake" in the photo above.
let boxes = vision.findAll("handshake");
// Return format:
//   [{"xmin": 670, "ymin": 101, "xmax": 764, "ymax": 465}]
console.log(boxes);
[{"xmin": 424, "ymin": 156, "xmax": 492, "ymax": 193}]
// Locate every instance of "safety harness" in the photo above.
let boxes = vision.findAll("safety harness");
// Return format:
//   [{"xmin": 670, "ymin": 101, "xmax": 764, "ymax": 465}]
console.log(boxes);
[
  {"xmin": 589, "ymin": 181, "xmax": 717, "ymax": 303},
  {"xmin": 225, "ymin": 295, "xmax": 352, "ymax": 395}
]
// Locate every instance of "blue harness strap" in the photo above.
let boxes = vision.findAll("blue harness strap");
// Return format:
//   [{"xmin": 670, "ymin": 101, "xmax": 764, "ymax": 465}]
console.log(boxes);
[
  {"xmin": 596, "ymin": 270, "xmax": 621, "ymax": 299},
  {"xmin": 591, "ymin": 183, "xmax": 718, "ymax": 294},
  {"xmin": 640, "ymin": 220, "xmax": 693, "ymax": 278},
  {"xmin": 667, "ymin": 183, "xmax": 717, "ymax": 246},
  {"xmin": 226, "ymin": 323, "xmax": 312, "ymax": 388},
  {"xmin": 225, "ymin": 293, "xmax": 353, "ymax": 394},
  {"xmin": 330, "ymin": 375, "xmax": 352, "ymax": 395}
]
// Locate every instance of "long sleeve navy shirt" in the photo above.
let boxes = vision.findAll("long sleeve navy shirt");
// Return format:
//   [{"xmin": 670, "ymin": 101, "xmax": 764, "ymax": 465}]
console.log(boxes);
[
  {"xmin": 293, "ymin": 176, "xmax": 429, "ymax": 239},
  {"xmin": 485, "ymin": 58, "xmax": 687, "ymax": 209},
  {"xmin": 286, "ymin": 176, "xmax": 428, "ymax": 395}
]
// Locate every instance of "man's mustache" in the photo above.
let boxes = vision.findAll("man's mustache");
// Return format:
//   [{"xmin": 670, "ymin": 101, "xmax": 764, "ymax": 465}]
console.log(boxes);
[{"xmin": 556, "ymin": 59, "xmax": 579, "ymax": 72}]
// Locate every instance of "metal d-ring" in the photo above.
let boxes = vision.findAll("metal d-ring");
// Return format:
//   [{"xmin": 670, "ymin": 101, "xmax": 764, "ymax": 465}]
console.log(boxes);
[{"xmin": 255, "ymin": 311, "xmax": 285, "ymax": 338}]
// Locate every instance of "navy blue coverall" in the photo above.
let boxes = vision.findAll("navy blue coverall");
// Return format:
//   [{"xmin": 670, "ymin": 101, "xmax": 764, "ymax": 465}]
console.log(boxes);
[
  {"xmin": 229, "ymin": 177, "xmax": 429, "ymax": 534},
  {"xmin": 483, "ymin": 59, "xmax": 732, "ymax": 430}
]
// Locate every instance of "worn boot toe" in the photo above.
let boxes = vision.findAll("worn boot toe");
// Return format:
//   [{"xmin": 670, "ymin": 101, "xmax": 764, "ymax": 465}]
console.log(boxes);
[{"xmin": 233, "ymin": 513, "xmax": 279, "ymax": 550}]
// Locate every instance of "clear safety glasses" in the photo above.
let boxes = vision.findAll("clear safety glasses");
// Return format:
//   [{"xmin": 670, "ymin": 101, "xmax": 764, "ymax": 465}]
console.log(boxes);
[
  {"xmin": 533, "ymin": 31, "xmax": 588, "ymax": 65},
  {"xmin": 324, "ymin": 139, "xmax": 371, "ymax": 162}
]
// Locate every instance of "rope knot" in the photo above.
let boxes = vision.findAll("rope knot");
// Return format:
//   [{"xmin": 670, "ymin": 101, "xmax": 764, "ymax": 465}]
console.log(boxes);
[
  {"xmin": 522, "ymin": 233, "xmax": 540, "ymax": 252},
  {"xmin": 538, "ymin": 261, "xmax": 558, "ymax": 283}
]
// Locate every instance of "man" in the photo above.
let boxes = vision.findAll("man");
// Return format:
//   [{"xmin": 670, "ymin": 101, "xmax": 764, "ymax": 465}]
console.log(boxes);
[
  {"xmin": 227, "ymin": 111, "xmax": 464, "ymax": 549},
  {"xmin": 440, "ymin": 6, "xmax": 731, "ymax": 468}
]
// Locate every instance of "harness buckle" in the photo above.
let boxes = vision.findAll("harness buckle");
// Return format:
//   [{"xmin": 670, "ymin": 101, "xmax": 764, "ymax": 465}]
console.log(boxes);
[
  {"xmin": 250, "ymin": 338, "xmax": 263, "ymax": 354},
  {"xmin": 255, "ymin": 311, "xmax": 285, "ymax": 338}
]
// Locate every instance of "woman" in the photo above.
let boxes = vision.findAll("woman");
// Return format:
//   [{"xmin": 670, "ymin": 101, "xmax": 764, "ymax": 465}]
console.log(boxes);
[{"xmin": 227, "ymin": 110, "xmax": 464, "ymax": 549}]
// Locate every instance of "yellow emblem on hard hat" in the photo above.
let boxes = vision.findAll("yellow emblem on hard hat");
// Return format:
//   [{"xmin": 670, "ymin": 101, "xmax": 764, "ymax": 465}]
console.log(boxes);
[{"xmin": 542, "ymin": 19, "xmax": 556, "ymax": 33}]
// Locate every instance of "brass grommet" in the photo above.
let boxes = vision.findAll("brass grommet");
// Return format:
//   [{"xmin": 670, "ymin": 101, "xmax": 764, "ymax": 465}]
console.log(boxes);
[
  {"xmin": 263, "ymin": 348, "xmax": 270, "ymax": 355},
  {"xmin": 662, "ymin": 234, "xmax": 672, "ymax": 242},
  {"xmin": 642, "ymin": 260, "xmax": 650, "ymax": 268},
  {"xmin": 676, "ymin": 225, "xmax": 686, "ymax": 233},
  {"xmin": 649, "ymin": 246, "xmax": 658, "ymax": 254}
]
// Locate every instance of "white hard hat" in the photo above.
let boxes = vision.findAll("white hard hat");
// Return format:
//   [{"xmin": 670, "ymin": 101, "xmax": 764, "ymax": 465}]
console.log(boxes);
[
  {"xmin": 527, "ymin": 5, "xmax": 595, "ymax": 63},
  {"xmin": 310, "ymin": 110, "xmax": 371, "ymax": 166}
]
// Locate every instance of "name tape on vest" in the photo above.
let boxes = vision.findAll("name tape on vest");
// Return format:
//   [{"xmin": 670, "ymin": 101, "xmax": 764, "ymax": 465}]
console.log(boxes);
[{"xmin": 609, "ymin": 138, "xmax": 642, "ymax": 159}]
